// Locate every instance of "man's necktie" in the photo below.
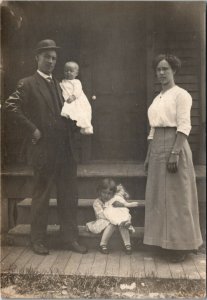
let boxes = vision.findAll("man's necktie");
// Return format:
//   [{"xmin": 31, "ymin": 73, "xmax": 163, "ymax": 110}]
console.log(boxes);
[{"xmin": 46, "ymin": 77, "xmax": 61, "ymax": 112}]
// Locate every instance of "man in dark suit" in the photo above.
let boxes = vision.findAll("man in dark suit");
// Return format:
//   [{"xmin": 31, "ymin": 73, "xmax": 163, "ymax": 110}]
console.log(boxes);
[{"xmin": 5, "ymin": 39, "xmax": 87, "ymax": 255}]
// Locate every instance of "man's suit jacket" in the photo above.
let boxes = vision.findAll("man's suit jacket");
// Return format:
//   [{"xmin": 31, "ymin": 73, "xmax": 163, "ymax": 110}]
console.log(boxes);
[{"xmin": 5, "ymin": 72, "xmax": 79, "ymax": 169}]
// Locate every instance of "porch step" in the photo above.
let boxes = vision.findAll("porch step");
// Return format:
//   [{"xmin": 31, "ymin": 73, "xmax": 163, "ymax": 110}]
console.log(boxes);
[
  {"xmin": 17, "ymin": 198, "xmax": 145, "ymax": 226},
  {"xmin": 2, "ymin": 164, "xmax": 148, "ymax": 198},
  {"xmin": 2, "ymin": 164, "xmax": 205, "ymax": 199},
  {"xmin": 7, "ymin": 224, "xmax": 144, "ymax": 249}
]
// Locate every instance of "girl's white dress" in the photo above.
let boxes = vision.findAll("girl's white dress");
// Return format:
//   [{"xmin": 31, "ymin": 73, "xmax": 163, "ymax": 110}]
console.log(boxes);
[
  {"xmin": 60, "ymin": 79, "xmax": 93, "ymax": 134},
  {"xmin": 86, "ymin": 199, "xmax": 110, "ymax": 234},
  {"xmin": 103, "ymin": 195, "xmax": 131, "ymax": 226}
]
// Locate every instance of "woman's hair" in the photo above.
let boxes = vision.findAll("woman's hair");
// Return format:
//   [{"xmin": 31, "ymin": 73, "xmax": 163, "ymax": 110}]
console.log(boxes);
[
  {"xmin": 97, "ymin": 178, "xmax": 117, "ymax": 194},
  {"xmin": 152, "ymin": 54, "xmax": 181, "ymax": 73}
]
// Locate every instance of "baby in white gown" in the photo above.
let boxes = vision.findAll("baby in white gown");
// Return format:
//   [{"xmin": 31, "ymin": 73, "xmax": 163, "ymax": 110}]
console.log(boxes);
[
  {"xmin": 60, "ymin": 61, "xmax": 93, "ymax": 134},
  {"xmin": 103, "ymin": 184, "xmax": 138, "ymax": 232}
]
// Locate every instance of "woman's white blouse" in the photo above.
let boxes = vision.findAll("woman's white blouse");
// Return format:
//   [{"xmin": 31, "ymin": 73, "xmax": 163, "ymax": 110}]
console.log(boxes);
[{"xmin": 148, "ymin": 85, "xmax": 192, "ymax": 139}]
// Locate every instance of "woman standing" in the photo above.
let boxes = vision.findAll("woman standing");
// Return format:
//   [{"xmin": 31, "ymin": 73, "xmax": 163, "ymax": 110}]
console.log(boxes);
[{"xmin": 144, "ymin": 54, "xmax": 203, "ymax": 262}]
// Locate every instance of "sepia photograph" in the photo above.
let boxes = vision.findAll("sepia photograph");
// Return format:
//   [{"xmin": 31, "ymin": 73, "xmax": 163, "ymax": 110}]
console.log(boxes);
[{"xmin": 1, "ymin": 0, "xmax": 206, "ymax": 298}]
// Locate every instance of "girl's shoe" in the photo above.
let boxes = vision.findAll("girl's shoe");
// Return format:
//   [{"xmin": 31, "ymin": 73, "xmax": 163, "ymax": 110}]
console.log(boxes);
[
  {"xmin": 124, "ymin": 245, "xmax": 132, "ymax": 255},
  {"xmin": 99, "ymin": 245, "xmax": 109, "ymax": 254}
]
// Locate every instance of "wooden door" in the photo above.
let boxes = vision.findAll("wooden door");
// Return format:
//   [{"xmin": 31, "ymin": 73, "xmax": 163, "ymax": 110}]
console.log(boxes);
[{"xmin": 80, "ymin": 3, "xmax": 148, "ymax": 162}]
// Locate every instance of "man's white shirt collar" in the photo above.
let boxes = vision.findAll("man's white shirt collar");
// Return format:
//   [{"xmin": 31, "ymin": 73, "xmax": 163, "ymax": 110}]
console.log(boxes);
[{"xmin": 37, "ymin": 70, "xmax": 52, "ymax": 80}]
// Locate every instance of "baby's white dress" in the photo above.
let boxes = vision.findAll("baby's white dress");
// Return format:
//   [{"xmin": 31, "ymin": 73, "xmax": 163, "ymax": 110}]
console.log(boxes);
[
  {"xmin": 103, "ymin": 195, "xmax": 131, "ymax": 226},
  {"xmin": 60, "ymin": 79, "xmax": 93, "ymax": 134}
]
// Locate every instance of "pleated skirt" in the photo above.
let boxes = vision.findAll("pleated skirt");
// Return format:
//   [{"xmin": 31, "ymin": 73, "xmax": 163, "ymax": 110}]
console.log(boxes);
[{"xmin": 143, "ymin": 127, "xmax": 203, "ymax": 250}]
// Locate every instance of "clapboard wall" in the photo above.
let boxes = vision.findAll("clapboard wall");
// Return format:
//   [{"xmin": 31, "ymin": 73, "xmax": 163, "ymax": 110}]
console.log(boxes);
[
  {"xmin": 1, "ymin": 2, "xmax": 205, "ymax": 165},
  {"xmin": 148, "ymin": 2, "xmax": 203, "ymax": 163}
]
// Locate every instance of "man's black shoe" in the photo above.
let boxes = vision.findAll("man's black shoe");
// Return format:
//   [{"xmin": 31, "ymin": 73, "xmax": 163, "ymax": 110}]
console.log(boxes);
[
  {"xmin": 68, "ymin": 241, "xmax": 88, "ymax": 254},
  {"xmin": 32, "ymin": 242, "xmax": 49, "ymax": 255}
]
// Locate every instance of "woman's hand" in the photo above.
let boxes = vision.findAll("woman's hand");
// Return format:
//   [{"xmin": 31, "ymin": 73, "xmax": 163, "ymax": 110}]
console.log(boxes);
[
  {"xmin": 144, "ymin": 140, "xmax": 152, "ymax": 174},
  {"xmin": 167, "ymin": 153, "xmax": 179, "ymax": 173}
]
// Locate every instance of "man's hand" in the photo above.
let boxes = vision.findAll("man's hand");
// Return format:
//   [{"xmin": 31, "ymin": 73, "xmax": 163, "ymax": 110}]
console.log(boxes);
[
  {"xmin": 66, "ymin": 95, "xmax": 76, "ymax": 103},
  {"xmin": 112, "ymin": 201, "xmax": 125, "ymax": 207},
  {"xmin": 32, "ymin": 128, "xmax": 42, "ymax": 144},
  {"xmin": 167, "ymin": 153, "xmax": 179, "ymax": 173}
]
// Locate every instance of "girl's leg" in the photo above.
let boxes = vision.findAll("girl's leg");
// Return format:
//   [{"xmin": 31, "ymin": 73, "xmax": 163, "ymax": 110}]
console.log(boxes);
[
  {"xmin": 100, "ymin": 224, "xmax": 116, "ymax": 246},
  {"xmin": 118, "ymin": 226, "xmax": 131, "ymax": 246},
  {"xmin": 119, "ymin": 226, "xmax": 132, "ymax": 254}
]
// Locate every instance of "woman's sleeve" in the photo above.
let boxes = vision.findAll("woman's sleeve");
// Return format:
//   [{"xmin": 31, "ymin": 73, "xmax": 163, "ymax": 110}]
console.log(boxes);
[
  {"xmin": 147, "ymin": 127, "xmax": 155, "ymax": 140},
  {"xmin": 176, "ymin": 91, "xmax": 192, "ymax": 136}
]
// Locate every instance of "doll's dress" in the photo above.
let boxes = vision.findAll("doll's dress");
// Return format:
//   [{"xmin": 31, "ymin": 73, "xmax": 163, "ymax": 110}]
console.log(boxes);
[
  {"xmin": 60, "ymin": 79, "xmax": 93, "ymax": 134},
  {"xmin": 103, "ymin": 195, "xmax": 131, "ymax": 226}
]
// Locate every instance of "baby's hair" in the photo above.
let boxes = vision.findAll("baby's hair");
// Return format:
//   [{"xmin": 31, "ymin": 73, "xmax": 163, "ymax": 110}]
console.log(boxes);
[
  {"xmin": 64, "ymin": 61, "xmax": 79, "ymax": 70},
  {"xmin": 97, "ymin": 178, "xmax": 117, "ymax": 194},
  {"xmin": 152, "ymin": 54, "xmax": 181, "ymax": 73}
]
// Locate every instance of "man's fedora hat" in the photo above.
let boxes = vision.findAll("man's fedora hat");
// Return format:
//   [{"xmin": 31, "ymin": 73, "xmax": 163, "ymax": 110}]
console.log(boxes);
[{"xmin": 35, "ymin": 39, "xmax": 60, "ymax": 53}]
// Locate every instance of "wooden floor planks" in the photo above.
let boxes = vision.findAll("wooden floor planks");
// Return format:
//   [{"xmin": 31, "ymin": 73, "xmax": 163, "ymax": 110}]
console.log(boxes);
[
  {"xmin": 64, "ymin": 252, "xmax": 83, "ymax": 275},
  {"xmin": 0, "ymin": 246, "xmax": 205, "ymax": 280},
  {"xmin": 192, "ymin": 253, "xmax": 206, "ymax": 279},
  {"xmin": 77, "ymin": 250, "xmax": 96, "ymax": 276},
  {"xmin": 1, "ymin": 247, "xmax": 25, "ymax": 272},
  {"xmin": 50, "ymin": 250, "xmax": 71, "ymax": 274},
  {"xmin": 154, "ymin": 256, "xmax": 172, "ymax": 279},
  {"xmin": 119, "ymin": 252, "xmax": 131, "ymax": 277},
  {"xmin": 1, "ymin": 247, "xmax": 13, "ymax": 262},
  {"xmin": 105, "ymin": 251, "xmax": 121, "ymax": 276},
  {"xmin": 90, "ymin": 252, "xmax": 108, "ymax": 276}
]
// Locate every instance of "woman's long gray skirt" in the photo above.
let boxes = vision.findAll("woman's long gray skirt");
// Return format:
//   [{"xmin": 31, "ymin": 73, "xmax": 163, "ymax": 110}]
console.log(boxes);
[{"xmin": 144, "ymin": 127, "xmax": 203, "ymax": 250}]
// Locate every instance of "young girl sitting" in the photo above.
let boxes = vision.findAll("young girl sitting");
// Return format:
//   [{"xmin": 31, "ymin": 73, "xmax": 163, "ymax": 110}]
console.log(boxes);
[
  {"xmin": 60, "ymin": 61, "xmax": 93, "ymax": 135},
  {"xmin": 103, "ymin": 184, "xmax": 138, "ymax": 232},
  {"xmin": 86, "ymin": 178, "xmax": 138, "ymax": 254}
]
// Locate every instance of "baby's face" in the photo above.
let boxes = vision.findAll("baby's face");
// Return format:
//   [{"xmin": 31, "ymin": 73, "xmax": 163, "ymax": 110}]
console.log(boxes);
[
  {"xmin": 64, "ymin": 63, "xmax": 79, "ymax": 80},
  {"xmin": 100, "ymin": 188, "xmax": 114, "ymax": 202}
]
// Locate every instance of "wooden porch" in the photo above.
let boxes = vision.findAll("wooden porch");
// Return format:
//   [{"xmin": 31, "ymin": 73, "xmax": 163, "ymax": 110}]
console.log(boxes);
[{"xmin": 1, "ymin": 246, "xmax": 206, "ymax": 280}]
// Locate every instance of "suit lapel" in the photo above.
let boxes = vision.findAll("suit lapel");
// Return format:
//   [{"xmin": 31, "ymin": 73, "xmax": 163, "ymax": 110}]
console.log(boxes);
[
  {"xmin": 53, "ymin": 78, "xmax": 64, "ymax": 106},
  {"xmin": 34, "ymin": 72, "xmax": 55, "ymax": 114}
]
